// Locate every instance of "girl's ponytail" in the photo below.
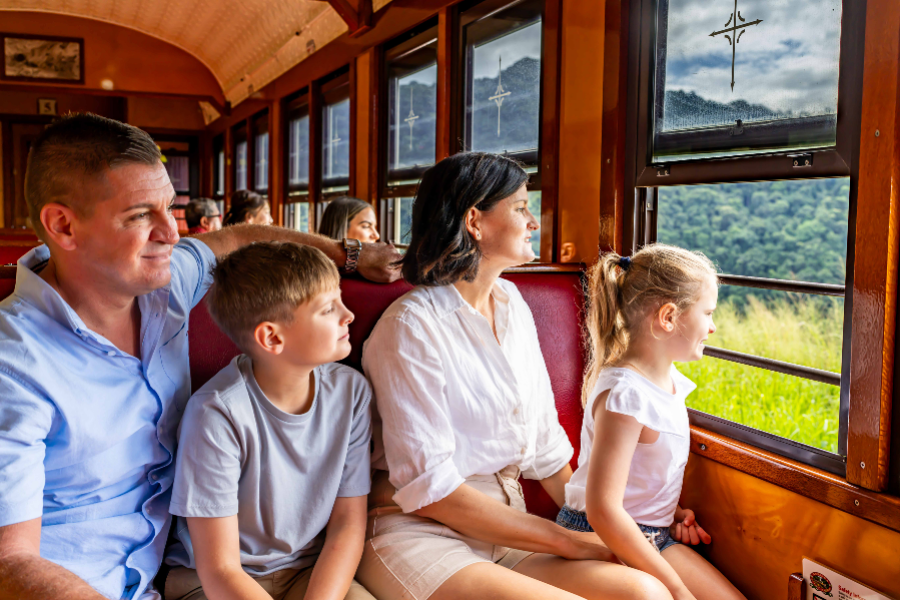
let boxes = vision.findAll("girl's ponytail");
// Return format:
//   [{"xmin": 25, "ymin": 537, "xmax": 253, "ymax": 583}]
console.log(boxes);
[{"xmin": 582, "ymin": 252, "xmax": 629, "ymax": 407}]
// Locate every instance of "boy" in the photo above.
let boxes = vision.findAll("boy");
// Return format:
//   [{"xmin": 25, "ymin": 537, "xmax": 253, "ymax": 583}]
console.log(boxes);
[{"xmin": 164, "ymin": 242, "xmax": 375, "ymax": 600}]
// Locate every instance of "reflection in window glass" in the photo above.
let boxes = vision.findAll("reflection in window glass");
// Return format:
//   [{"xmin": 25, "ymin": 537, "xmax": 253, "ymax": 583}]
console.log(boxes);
[
  {"xmin": 216, "ymin": 150, "xmax": 225, "ymax": 196},
  {"xmin": 284, "ymin": 201, "xmax": 310, "ymax": 232},
  {"xmin": 527, "ymin": 190, "xmax": 541, "ymax": 258},
  {"xmin": 255, "ymin": 132, "xmax": 269, "ymax": 193},
  {"xmin": 399, "ymin": 197, "xmax": 413, "ymax": 245},
  {"xmin": 465, "ymin": 5, "xmax": 541, "ymax": 158},
  {"xmin": 289, "ymin": 114, "xmax": 310, "ymax": 187},
  {"xmin": 655, "ymin": 0, "xmax": 842, "ymax": 160},
  {"xmin": 658, "ymin": 178, "xmax": 849, "ymax": 285},
  {"xmin": 235, "ymin": 140, "xmax": 248, "ymax": 191},
  {"xmin": 389, "ymin": 64, "xmax": 437, "ymax": 173},
  {"xmin": 323, "ymin": 99, "xmax": 351, "ymax": 182}
]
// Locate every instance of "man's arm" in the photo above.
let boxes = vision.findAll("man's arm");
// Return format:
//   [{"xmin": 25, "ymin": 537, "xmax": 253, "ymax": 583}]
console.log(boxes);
[
  {"xmin": 193, "ymin": 224, "xmax": 402, "ymax": 283},
  {"xmin": 188, "ymin": 516, "xmax": 271, "ymax": 600},
  {"xmin": 303, "ymin": 496, "xmax": 367, "ymax": 600},
  {"xmin": 0, "ymin": 519, "xmax": 106, "ymax": 600}
]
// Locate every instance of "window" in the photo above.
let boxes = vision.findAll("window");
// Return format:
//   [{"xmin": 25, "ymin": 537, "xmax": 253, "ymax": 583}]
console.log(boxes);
[
  {"xmin": 653, "ymin": 0, "xmax": 842, "ymax": 162},
  {"xmin": 253, "ymin": 112, "xmax": 269, "ymax": 195},
  {"xmin": 284, "ymin": 91, "xmax": 311, "ymax": 232},
  {"xmin": 233, "ymin": 125, "xmax": 248, "ymax": 192},
  {"xmin": 627, "ymin": 0, "xmax": 863, "ymax": 473},
  {"xmin": 322, "ymin": 76, "xmax": 351, "ymax": 197},
  {"xmin": 461, "ymin": 0, "xmax": 544, "ymax": 258},
  {"xmin": 213, "ymin": 134, "xmax": 225, "ymax": 199},
  {"xmin": 462, "ymin": 0, "xmax": 542, "ymax": 163},
  {"xmin": 157, "ymin": 138, "xmax": 198, "ymax": 232}
]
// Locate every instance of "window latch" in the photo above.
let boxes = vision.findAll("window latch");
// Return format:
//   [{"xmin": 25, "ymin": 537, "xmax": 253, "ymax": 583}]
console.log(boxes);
[
  {"xmin": 655, "ymin": 165, "xmax": 671, "ymax": 177},
  {"xmin": 789, "ymin": 153, "xmax": 814, "ymax": 168}
]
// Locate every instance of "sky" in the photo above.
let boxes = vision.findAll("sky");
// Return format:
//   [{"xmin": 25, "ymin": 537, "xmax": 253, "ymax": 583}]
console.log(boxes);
[
  {"xmin": 663, "ymin": 0, "xmax": 842, "ymax": 116},
  {"xmin": 472, "ymin": 21, "xmax": 542, "ymax": 80}
]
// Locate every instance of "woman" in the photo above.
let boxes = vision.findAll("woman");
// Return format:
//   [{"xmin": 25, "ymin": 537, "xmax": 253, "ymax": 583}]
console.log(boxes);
[
  {"xmin": 318, "ymin": 196, "xmax": 380, "ymax": 243},
  {"xmin": 359, "ymin": 153, "xmax": 669, "ymax": 600},
  {"xmin": 223, "ymin": 190, "xmax": 273, "ymax": 226}
]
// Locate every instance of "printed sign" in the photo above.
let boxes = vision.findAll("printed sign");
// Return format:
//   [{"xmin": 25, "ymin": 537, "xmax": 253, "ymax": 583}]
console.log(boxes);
[{"xmin": 803, "ymin": 558, "xmax": 895, "ymax": 600}]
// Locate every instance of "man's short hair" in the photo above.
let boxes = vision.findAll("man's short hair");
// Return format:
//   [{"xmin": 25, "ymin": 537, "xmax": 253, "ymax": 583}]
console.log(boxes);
[
  {"xmin": 185, "ymin": 198, "xmax": 220, "ymax": 229},
  {"xmin": 207, "ymin": 242, "xmax": 341, "ymax": 352},
  {"xmin": 25, "ymin": 113, "xmax": 161, "ymax": 239}
]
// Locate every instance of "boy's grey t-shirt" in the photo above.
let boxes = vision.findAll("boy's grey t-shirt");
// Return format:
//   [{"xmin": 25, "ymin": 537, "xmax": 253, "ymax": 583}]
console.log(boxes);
[{"xmin": 166, "ymin": 355, "xmax": 372, "ymax": 575}]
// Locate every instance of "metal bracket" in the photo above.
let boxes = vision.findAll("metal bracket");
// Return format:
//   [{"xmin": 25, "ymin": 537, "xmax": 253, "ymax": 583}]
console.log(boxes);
[
  {"xmin": 789, "ymin": 153, "xmax": 814, "ymax": 168},
  {"xmin": 655, "ymin": 165, "xmax": 671, "ymax": 177}
]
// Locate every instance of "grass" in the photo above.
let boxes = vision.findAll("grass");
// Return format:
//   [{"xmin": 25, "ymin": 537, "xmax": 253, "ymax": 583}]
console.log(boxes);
[{"xmin": 677, "ymin": 296, "xmax": 844, "ymax": 453}]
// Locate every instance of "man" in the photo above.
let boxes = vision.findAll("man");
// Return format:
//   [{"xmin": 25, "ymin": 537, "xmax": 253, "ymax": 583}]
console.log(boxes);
[
  {"xmin": 184, "ymin": 198, "xmax": 222, "ymax": 234},
  {"xmin": 0, "ymin": 113, "xmax": 400, "ymax": 600}
]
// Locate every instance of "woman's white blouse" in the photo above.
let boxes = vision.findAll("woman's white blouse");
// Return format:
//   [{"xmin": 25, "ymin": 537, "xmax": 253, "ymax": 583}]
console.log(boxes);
[{"xmin": 362, "ymin": 279, "xmax": 574, "ymax": 513}]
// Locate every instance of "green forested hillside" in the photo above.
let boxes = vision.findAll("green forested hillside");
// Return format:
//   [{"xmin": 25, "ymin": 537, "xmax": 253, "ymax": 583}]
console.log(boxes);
[{"xmin": 657, "ymin": 178, "xmax": 850, "ymax": 305}]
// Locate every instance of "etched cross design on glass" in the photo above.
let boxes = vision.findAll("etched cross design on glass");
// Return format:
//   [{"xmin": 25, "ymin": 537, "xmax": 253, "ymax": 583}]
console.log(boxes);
[
  {"xmin": 404, "ymin": 86, "xmax": 419, "ymax": 150},
  {"xmin": 488, "ymin": 56, "xmax": 511, "ymax": 137},
  {"xmin": 708, "ymin": 0, "xmax": 763, "ymax": 91}
]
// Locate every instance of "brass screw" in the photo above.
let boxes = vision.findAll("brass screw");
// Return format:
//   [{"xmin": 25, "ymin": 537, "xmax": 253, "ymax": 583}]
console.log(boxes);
[
  {"xmin": 876, "ymin": 130, "xmax": 880, "ymax": 137},
  {"xmin": 700, "ymin": 444, "xmax": 707, "ymax": 451},
  {"xmin": 854, "ymin": 499, "xmax": 860, "ymax": 507},
  {"xmin": 860, "ymin": 461, "xmax": 866, "ymax": 469}
]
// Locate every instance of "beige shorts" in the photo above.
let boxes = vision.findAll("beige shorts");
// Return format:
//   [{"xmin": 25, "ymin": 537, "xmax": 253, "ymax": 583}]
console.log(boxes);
[
  {"xmin": 164, "ymin": 563, "xmax": 375, "ymax": 600},
  {"xmin": 356, "ymin": 466, "xmax": 534, "ymax": 600}
]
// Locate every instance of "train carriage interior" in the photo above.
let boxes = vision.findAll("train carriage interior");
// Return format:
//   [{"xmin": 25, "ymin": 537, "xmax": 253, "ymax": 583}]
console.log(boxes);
[{"xmin": 0, "ymin": 0, "xmax": 899, "ymax": 597}]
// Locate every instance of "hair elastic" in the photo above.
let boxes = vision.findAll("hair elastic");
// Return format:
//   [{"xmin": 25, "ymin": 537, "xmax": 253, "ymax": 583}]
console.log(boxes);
[{"xmin": 618, "ymin": 256, "xmax": 632, "ymax": 271}]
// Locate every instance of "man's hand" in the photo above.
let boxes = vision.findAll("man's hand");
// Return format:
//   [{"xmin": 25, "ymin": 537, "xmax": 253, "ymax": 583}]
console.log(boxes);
[
  {"xmin": 358, "ymin": 242, "xmax": 403, "ymax": 283},
  {"xmin": 670, "ymin": 508, "xmax": 711, "ymax": 545}
]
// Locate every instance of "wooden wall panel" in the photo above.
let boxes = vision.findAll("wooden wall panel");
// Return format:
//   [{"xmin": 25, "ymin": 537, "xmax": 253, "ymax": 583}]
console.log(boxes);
[
  {"xmin": 354, "ymin": 49, "xmax": 376, "ymax": 203},
  {"xmin": 269, "ymin": 102, "xmax": 284, "ymax": 225},
  {"xmin": 682, "ymin": 454, "xmax": 900, "ymax": 600},
  {"xmin": 126, "ymin": 97, "xmax": 206, "ymax": 131},
  {"xmin": 556, "ymin": 0, "xmax": 605, "ymax": 264},
  {"xmin": 848, "ymin": 0, "xmax": 900, "ymax": 491}
]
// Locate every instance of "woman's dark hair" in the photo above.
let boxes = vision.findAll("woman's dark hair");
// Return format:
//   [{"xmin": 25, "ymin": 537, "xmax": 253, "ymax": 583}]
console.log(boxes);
[
  {"xmin": 403, "ymin": 152, "xmax": 528, "ymax": 286},
  {"xmin": 223, "ymin": 190, "xmax": 268, "ymax": 226},
  {"xmin": 317, "ymin": 196, "xmax": 372, "ymax": 240}
]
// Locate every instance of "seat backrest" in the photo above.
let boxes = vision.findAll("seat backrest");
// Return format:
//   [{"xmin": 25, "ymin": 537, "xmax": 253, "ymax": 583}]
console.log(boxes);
[{"xmin": 188, "ymin": 271, "xmax": 586, "ymax": 520}]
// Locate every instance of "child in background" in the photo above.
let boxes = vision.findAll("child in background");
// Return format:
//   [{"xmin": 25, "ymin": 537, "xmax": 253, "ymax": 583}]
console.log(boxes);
[
  {"xmin": 164, "ymin": 242, "xmax": 375, "ymax": 600},
  {"xmin": 557, "ymin": 244, "xmax": 746, "ymax": 600}
]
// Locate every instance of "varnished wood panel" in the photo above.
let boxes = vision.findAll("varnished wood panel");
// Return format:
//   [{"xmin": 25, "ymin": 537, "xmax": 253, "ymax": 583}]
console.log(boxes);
[
  {"xmin": 681, "ymin": 453, "xmax": 900, "ymax": 600},
  {"xmin": 435, "ymin": 6, "xmax": 458, "ymax": 162},
  {"xmin": 269, "ymin": 102, "xmax": 284, "ymax": 225},
  {"xmin": 848, "ymin": 0, "xmax": 900, "ymax": 491},
  {"xmin": 691, "ymin": 427, "xmax": 900, "ymax": 533}
]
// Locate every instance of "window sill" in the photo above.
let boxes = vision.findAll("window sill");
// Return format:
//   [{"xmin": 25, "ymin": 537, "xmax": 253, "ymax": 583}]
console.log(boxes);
[{"xmin": 690, "ymin": 426, "xmax": 900, "ymax": 533}]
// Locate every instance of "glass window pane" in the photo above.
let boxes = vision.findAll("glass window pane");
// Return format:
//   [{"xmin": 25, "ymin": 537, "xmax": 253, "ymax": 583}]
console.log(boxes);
[
  {"xmin": 527, "ymin": 189, "xmax": 541, "ymax": 259},
  {"xmin": 284, "ymin": 201, "xmax": 310, "ymax": 232},
  {"xmin": 389, "ymin": 63, "xmax": 437, "ymax": 175},
  {"xmin": 164, "ymin": 156, "xmax": 190, "ymax": 193},
  {"xmin": 255, "ymin": 132, "xmax": 269, "ymax": 193},
  {"xmin": 464, "ymin": 0, "xmax": 542, "ymax": 159},
  {"xmin": 654, "ymin": 0, "xmax": 842, "ymax": 161},
  {"xmin": 657, "ymin": 178, "xmax": 850, "ymax": 284},
  {"xmin": 682, "ymin": 358, "xmax": 839, "ymax": 453},
  {"xmin": 323, "ymin": 99, "xmax": 350, "ymax": 183},
  {"xmin": 216, "ymin": 150, "xmax": 225, "ymax": 196},
  {"xmin": 235, "ymin": 140, "xmax": 248, "ymax": 191},
  {"xmin": 289, "ymin": 114, "xmax": 310, "ymax": 187}
]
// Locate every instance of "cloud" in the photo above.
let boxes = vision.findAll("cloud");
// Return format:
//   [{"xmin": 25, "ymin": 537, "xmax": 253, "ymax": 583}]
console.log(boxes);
[
  {"xmin": 471, "ymin": 21, "xmax": 542, "ymax": 80},
  {"xmin": 662, "ymin": 0, "xmax": 841, "ymax": 114}
]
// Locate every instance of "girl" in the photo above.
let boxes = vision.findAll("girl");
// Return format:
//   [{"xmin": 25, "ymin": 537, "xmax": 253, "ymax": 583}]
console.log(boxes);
[
  {"xmin": 557, "ymin": 244, "xmax": 746, "ymax": 600},
  {"xmin": 223, "ymin": 190, "xmax": 274, "ymax": 226},
  {"xmin": 318, "ymin": 196, "xmax": 380, "ymax": 243}
]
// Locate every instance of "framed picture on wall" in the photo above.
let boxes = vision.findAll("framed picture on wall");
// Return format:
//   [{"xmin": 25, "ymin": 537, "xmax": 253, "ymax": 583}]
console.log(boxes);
[{"xmin": 1, "ymin": 33, "xmax": 84, "ymax": 84}]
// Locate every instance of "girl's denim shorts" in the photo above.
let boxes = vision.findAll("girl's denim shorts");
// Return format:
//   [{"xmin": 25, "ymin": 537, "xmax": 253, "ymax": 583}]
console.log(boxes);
[{"xmin": 556, "ymin": 504, "xmax": 681, "ymax": 553}]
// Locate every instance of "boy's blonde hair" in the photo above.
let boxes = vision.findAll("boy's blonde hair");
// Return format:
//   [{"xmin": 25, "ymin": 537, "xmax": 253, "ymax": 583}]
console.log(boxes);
[
  {"xmin": 582, "ymin": 243, "xmax": 717, "ymax": 406},
  {"xmin": 207, "ymin": 242, "xmax": 340, "ymax": 351}
]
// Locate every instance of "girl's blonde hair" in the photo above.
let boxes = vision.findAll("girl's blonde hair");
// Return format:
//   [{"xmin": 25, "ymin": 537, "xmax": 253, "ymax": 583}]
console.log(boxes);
[{"xmin": 582, "ymin": 243, "xmax": 717, "ymax": 406}]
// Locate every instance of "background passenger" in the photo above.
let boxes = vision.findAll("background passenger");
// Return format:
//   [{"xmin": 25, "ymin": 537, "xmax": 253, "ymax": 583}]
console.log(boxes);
[
  {"xmin": 558, "ymin": 245, "xmax": 745, "ymax": 600},
  {"xmin": 165, "ymin": 242, "xmax": 374, "ymax": 600},
  {"xmin": 359, "ymin": 152, "xmax": 670, "ymax": 600},
  {"xmin": 318, "ymin": 196, "xmax": 380, "ymax": 243},
  {"xmin": 224, "ymin": 190, "xmax": 274, "ymax": 226},
  {"xmin": 185, "ymin": 198, "xmax": 222, "ymax": 234}
]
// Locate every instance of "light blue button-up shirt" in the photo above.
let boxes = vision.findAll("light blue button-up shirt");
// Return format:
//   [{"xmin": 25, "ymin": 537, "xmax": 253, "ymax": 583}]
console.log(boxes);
[{"xmin": 0, "ymin": 238, "xmax": 215, "ymax": 599}]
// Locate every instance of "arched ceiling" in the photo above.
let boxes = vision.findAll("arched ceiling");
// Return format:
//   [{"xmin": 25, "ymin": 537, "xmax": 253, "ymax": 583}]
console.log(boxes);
[{"xmin": 0, "ymin": 0, "xmax": 383, "ymax": 107}]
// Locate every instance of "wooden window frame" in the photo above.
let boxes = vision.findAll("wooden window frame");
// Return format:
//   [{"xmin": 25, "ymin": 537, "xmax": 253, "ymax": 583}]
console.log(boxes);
[
  {"xmin": 281, "ymin": 88, "xmax": 312, "ymax": 231},
  {"xmin": 212, "ymin": 133, "xmax": 225, "ymax": 200},
  {"xmin": 231, "ymin": 120, "xmax": 250, "ymax": 193},
  {"xmin": 320, "ymin": 68, "xmax": 354, "ymax": 201},
  {"xmin": 251, "ymin": 109, "xmax": 271, "ymax": 197},
  {"xmin": 623, "ymin": 0, "xmax": 900, "ymax": 493}
]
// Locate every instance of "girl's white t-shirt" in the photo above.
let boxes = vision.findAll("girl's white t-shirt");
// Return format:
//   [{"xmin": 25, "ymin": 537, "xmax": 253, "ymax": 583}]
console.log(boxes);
[{"xmin": 564, "ymin": 366, "xmax": 697, "ymax": 527}]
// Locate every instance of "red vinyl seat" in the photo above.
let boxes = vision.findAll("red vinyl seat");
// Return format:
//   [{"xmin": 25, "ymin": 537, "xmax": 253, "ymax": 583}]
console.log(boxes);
[
  {"xmin": 0, "ymin": 244, "xmax": 38, "ymax": 267},
  {"xmin": 188, "ymin": 271, "xmax": 586, "ymax": 520}
]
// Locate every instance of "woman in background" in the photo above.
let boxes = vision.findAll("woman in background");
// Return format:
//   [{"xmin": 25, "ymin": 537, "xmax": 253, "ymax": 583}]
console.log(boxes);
[
  {"xmin": 223, "ymin": 190, "xmax": 274, "ymax": 226},
  {"xmin": 318, "ymin": 196, "xmax": 380, "ymax": 243}
]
